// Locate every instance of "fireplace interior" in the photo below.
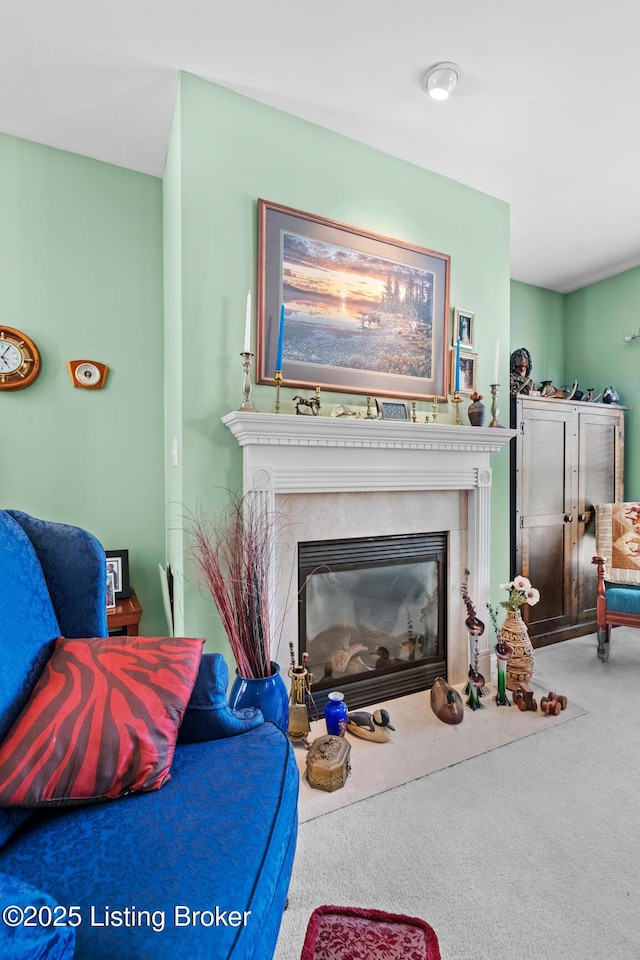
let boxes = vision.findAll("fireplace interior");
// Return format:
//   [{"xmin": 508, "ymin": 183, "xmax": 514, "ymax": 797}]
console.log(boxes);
[{"xmin": 298, "ymin": 532, "xmax": 447, "ymax": 714}]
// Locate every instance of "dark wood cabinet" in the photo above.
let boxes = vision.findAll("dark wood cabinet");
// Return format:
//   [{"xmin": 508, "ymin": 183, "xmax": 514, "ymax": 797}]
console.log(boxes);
[{"xmin": 511, "ymin": 397, "xmax": 624, "ymax": 646}]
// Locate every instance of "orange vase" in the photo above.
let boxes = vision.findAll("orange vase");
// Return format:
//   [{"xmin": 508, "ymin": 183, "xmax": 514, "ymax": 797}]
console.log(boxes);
[{"xmin": 500, "ymin": 608, "xmax": 535, "ymax": 691}]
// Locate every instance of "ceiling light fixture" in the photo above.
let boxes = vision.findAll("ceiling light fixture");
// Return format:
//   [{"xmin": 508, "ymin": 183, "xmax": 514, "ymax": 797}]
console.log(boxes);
[
  {"xmin": 623, "ymin": 328, "xmax": 640, "ymax": 342},
  {"xmin": 422, "ymin": 62, "xmax": 461, "ymax": 101}
]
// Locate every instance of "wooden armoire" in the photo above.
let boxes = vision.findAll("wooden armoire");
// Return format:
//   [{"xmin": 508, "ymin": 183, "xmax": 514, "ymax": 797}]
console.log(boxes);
[{"xmin": 511, "ymin": 395, "xmax": 625, "ymax": 646}]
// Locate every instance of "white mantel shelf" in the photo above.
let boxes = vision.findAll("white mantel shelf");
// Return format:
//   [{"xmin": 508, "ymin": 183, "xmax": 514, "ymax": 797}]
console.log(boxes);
[{"xmin": 222, "ymin": 411, "xmax": 516, "ymax": 454}]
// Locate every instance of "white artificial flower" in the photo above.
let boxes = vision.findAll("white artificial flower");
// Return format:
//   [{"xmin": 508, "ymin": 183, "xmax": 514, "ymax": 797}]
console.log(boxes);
[
  {"xmin": 513, "ymin": 575, "xmax": 531, "ymax": 591},
  {"xmin": 499, "ymin": 582, "xmax": 513, "ymax": 591},
  {"xmin": 526, "ymin": 587, "xmax": 540, "ymax": 606}
]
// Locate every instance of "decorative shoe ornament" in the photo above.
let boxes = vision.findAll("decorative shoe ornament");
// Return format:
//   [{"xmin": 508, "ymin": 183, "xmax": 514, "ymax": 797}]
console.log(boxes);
[{"xmin": 346, "ymin": 708, "xmax": 395, "ymax": 742}]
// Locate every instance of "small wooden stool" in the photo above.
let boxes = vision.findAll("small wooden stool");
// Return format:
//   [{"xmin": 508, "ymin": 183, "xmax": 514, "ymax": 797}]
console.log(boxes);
[{"xmin": 300, "ymin": 905, "xmax": 441, "ymax": 960}]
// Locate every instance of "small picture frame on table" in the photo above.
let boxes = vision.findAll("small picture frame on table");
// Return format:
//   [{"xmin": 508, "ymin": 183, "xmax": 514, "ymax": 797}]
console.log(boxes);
[
  {"xmin": 375, "ymin": 399, "xmax": 410, "ymax": 420},
  {"xmin": 106, "ymin": 549, "xmax": 130, "ymax": 600},
  {"xmin": 106, "ymin": 572, "xmax": 116, "ymax": 611},
  {"xmin": 450, "ymin": 350, "xmax": 478, "ymax": 395},
  {"xmin": 453, "ymin": 308, "xmax": 475, "ymax": 350}
]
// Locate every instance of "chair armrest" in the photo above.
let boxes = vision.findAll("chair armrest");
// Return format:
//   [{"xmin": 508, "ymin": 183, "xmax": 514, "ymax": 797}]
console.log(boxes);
[{"xmin": 592, "ymin": 555, "xmax": 608, "ymax": 598}]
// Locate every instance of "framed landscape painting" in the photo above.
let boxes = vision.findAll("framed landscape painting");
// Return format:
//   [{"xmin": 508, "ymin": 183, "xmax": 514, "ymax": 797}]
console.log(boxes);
[{"xmin": 257, "ymin": 201, "xmax": 451, "ymax": 400}]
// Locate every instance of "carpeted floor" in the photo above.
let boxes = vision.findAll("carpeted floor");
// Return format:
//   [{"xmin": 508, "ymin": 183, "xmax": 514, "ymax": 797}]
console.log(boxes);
[{"xmin": 274, "ymin": 629, "xmax": 640, "ymax": 960}]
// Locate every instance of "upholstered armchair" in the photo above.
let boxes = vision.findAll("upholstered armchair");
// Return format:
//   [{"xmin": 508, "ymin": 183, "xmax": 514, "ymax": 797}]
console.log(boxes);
[{"xmin": 592, "ymin": 502, "xmax": 640, "ymax": 661}]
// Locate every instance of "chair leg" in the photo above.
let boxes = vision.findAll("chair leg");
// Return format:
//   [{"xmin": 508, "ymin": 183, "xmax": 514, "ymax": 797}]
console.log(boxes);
[{"xmin": 597, "ymin": 625, "xmax": 611, "ymax": 662}]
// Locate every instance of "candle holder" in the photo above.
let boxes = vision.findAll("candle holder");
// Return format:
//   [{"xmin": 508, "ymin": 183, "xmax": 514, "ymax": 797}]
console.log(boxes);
[
  {"xmin": 452, "ymin": 390, "xmax": 462, "ymax": 425},
  {"xmin": 239, "ymin": 352, "xmax": 258, "ymax": 412},
  {"xmin": 273, "ymin": 369, "xmax": 283, "ymax": 414},
  {"xmin": 411, "ymin": 401, "xmax": 417, "ymax": 423},
  {"xmin": 431, "ymin": 396, "xmax": 439, "ymax": 424},
  {"xmin": 489, "ymin": 383, "xmax": 506, "ymax": 428}
]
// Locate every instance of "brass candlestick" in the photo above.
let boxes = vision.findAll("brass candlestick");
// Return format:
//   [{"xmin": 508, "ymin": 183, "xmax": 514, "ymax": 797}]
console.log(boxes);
[
  {"xmin": 274, "ymin": 369, "xmax": 283, "ymax": 414},
  {"xmin": 431, "ymin": 396, "xmax": 439, "ymax": 424},
  {"xmin": 411, "ymin": 401, "xmax": 417, "ymax": 422},
  {"xmin": 489, "ymin": 383, "xmax": 506, "ymax": 428},
  {"xmin": 364, "ymin": 396, "xmax": 378, "ymax": 419},
  {"xmin": 452, "ymin": 390, "xmax": 462, "ymax": 425},
  {"xmin": 239, "ymin": 352, "xmax": 258, "ymax": 412}
]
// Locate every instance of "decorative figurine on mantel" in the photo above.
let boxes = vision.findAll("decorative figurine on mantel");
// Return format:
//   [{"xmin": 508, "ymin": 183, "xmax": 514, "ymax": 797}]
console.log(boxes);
[
  {"xmin": 510, "ymin": 347, "xmax": 535, "ymax": 396},
  {"xmin": 461, "ymin": 569, "xmax": 487, "ymax": 710},
  {"xmin": 292, "ymin": 390, "xmax": 321, "ymax": 415}
]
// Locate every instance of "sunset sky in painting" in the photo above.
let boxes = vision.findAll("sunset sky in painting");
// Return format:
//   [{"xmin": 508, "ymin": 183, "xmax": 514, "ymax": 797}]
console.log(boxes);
[{"xmin": 282, "ymin": 231, "xmax": 434, "ymax": 323}]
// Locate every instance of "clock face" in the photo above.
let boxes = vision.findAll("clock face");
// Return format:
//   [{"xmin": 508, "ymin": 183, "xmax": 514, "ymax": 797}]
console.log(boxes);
[
  {"xmin": 0, "ymin": 327, "xmax": 41, "ymax": 390},
  {"xmin": 75, "ymin": 362, "xmax": 101, "ymax": 386}
]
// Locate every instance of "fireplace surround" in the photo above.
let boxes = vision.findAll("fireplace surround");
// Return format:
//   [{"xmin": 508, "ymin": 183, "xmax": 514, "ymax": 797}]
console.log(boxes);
[{"xmin": 223, "ymin": 411, "xmax": 515, "ymax": 703}]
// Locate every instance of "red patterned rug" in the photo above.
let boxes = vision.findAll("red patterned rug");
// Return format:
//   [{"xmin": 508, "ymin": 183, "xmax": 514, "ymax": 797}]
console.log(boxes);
[{"xmin": 300, "ymin": 905, "xmax": 441, "ymax": 960}]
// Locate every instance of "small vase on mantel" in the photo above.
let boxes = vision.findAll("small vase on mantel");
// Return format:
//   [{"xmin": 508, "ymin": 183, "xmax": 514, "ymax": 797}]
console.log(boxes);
[
  {"xmin": 500, "ymin": 608, "xmax": 535, "ymax": 691},
  {"xmin": 467, "ymin": 392, "xmax": 487, "ymax": 427}
]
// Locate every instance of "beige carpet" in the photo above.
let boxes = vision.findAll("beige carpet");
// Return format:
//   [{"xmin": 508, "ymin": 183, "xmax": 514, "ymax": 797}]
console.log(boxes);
[
  {"xmin": 295, "ymin": 678, "xmax": 586, "ymax": 822},
  {"xmin": 275, "ymin": 631, "xmax": 640, "ymax": 960}
]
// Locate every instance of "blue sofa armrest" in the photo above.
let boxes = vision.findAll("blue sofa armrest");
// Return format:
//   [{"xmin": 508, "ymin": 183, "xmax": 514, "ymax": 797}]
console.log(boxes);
[
  {"xmin": 8, "ymin": 511, "xmax": 108, "ymax": 638},
  {"xmin": 178, "ymin": 653, "xmax": 264, "ymax": 742}
]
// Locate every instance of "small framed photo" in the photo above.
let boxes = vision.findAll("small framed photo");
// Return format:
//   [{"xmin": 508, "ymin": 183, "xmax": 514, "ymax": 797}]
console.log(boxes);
[
  {"xmin": 106, "ymin": 572, "xmax": 116, "ymax": 611},
  {"xmin": 453, "ymin": 308, "xmax": 475, "ymax": 350},
  {"xmin": 106, "ymin": 549, "xmax": 130, "ymax": 600},
  {"xmin": 375, "ymin": 399, "xmax": 410, "ymax": 420},
  {"xmin": 450, "ymin": 350, "xmax": 478, "ymax": 396}
]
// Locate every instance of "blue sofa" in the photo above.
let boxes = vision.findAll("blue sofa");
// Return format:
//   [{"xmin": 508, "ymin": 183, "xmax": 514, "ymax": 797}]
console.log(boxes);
[{"xmin": 0, "ymin": 510, "xmax": 298, "ymax": 959}]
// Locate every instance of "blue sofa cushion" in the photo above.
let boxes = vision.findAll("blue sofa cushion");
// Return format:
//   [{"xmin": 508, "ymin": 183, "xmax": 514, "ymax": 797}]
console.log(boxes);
[
  {"xmin": 0, "ymin": 513, "xmax": 60, "ymax": 744},
  {"xmin": 605, "ymin": 583, "xmax": 640, "ymax": 615},
  {"xmin": 0, "ymin": 871, "xmax": 75, "ymax": 959},
  {"xmin": 0, "ymin": 722, "xmax": 298, "ymax": 960},
  {"xmin": 178, "ymin": 653, "xmax": 264, "ymax": 742},
  {"xmin": 0, "ymin": 636, "xmax": 203, "ymax": 807},
  {"xmin": 7, "ymin": 511, "xmax": 108, "ymax": 639}
]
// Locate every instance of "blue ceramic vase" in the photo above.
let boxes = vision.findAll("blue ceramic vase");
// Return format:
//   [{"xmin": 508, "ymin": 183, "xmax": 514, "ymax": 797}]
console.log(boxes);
[
  {"xmin": 229, "ymin": 661, "xmax": 289, "ymax": 733},
  {"xmin": 324, "ymin": 691, "xmax": 348, "ymax": 735}
]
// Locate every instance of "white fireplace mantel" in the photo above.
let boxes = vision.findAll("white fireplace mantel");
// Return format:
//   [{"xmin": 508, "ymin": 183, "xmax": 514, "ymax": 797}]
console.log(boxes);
[{"xmin": 223, "ymin": 411, "xmax": 516, "ymax": 682}]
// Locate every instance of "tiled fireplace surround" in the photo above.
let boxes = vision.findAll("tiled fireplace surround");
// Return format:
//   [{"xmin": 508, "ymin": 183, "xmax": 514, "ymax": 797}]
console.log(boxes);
[{"xmin": 223, "ymin": 411, "xmax": 514, "ymax": 693}]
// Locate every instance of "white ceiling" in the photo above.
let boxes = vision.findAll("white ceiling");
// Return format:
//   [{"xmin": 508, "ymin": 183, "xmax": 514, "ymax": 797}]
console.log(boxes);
[{"xmin": 2, "ymin": 0, "xmax": 640, "ymax": 293}]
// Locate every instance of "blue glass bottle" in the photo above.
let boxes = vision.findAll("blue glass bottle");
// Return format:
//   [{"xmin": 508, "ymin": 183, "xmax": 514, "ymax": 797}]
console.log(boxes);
[{"xmin": 325, "ymin": 691, "xmax": 348, "ymax": 735}]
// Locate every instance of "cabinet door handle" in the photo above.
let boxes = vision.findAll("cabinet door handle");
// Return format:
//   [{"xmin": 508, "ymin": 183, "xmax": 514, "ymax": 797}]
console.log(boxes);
[
  {"xmin": 579, "ymin": 513, "xmax": 587, "ymax": 522},
  {"xmin": 564, "ymin": 514, "xmax": 573, "ymax": 522}
]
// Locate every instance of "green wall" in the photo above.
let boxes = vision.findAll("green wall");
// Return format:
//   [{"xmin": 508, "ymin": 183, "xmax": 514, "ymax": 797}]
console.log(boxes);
[
  {"xmin": 565, "ymin": 266, "xmax": 640, "ymax": 498},
  {"xmin": 510, "ymin": 279, "xmax": 565, "ymax": 388},
  {"xmin": 165, "ymin": 73, "xmax": 513, "ymax": 651},
  {"xmin": 0, "ymin": 132, "xmax": 166, "ymax": 634}
]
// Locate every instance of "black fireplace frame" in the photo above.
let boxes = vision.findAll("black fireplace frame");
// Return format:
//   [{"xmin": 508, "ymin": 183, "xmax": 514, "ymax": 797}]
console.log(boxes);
[{"xmin": 298, "ymin": 532, "xmax": 448, "ymax": 714}]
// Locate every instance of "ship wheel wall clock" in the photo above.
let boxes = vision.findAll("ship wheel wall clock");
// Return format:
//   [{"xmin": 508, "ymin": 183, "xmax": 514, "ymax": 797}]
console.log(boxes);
[{"xmin": 0, "ymin": 326, "xmax": 42, "ymax": 391}]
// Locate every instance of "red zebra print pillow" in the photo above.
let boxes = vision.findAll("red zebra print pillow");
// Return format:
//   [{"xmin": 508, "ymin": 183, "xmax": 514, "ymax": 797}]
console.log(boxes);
[{"xmin": 0, "ymin": 635, "xmax": 203, "ymax": 807}]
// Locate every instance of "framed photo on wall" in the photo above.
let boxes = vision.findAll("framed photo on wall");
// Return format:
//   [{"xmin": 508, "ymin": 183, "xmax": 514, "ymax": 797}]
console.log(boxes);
[
  {"xmin": 450, "ymin": 349, "xmax": 478, "ymax": 395},
  {"xmin": 106, "ymin": 549, "xmax": 130, "ymax": 600},
  {"xmin": 257, "ymin": 200, "xmax": 451, "ymax": 400},
  {"xmin": 453, "ymin": 307, "xmax": 475, "ymax": 350}
]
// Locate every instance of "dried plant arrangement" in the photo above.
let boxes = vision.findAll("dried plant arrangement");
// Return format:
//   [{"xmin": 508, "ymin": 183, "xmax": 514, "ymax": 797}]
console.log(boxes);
[{"xmin": 186, "ymin": 492, "xmax": 277, "ymax": 679}]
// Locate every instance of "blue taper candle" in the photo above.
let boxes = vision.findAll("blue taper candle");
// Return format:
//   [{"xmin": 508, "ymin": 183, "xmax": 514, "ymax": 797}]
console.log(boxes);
[
  {"xmin": 276, "ymin": 304, "xmax": 285, "ymax": 370},
  {"xmin": 454, "ymin": 338, "xmax": 461, "ymax": 392}
]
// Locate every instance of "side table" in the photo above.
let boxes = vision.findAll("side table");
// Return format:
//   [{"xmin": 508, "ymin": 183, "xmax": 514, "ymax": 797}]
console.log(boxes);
[{"xmin": 107, "ymin": 588, "xmax": 142, "ymax": 636}]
